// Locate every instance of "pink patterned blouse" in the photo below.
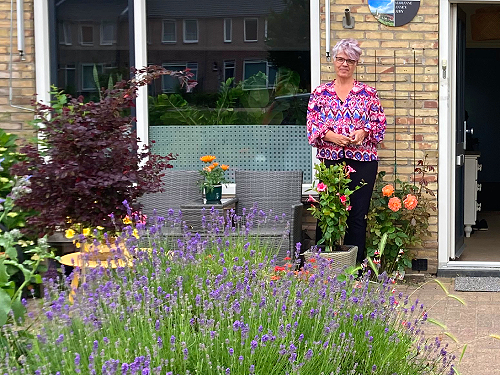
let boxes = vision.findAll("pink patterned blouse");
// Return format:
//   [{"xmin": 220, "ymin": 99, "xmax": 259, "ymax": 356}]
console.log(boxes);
[{"xmin": 307, "ymin": 80, "xmax": 386, "ymax": 161}]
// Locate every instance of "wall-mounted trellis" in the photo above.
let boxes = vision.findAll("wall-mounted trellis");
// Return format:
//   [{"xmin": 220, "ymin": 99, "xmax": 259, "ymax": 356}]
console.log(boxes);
[{"xmin": 354, "ymin": 48, "xmax": 431, "ymax": 186}]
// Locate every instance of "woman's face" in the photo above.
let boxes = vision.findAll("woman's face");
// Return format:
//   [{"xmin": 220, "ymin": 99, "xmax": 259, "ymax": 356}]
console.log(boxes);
[{"xmin": 333, "ymin": 50, "xmax": 357, "ymax": 80}]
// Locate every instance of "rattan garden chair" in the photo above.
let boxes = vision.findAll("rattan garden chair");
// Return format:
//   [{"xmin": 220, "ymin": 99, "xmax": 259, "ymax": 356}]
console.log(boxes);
[
  {"xmin": 137, "ymin": 169, "xmax": 203, "ymax": 247},
  {"xmin": 234, "ymin": 170, "xmax": 303, "ymax": 264}
]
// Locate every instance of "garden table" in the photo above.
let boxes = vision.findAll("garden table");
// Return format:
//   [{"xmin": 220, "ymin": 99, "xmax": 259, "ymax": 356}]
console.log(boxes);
[{"xmin": 180, "ymin": 197, "xmax": 238, "ymax": 233}]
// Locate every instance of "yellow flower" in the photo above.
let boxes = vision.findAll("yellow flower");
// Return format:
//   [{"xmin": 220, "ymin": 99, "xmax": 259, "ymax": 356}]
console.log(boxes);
[
  {"xmin": 82, "ymin": 228, "xmax": 91, "ymax": 236},
  {"xmin": 96, "ymin": 226, "xmax": 104, "ymax": 230},
  {"xmin": 133, "ymin": 229, "xmax": 139, "ymax": 239},
  {"xmin": 75, "ymin": 242, "xmax": 81, "ymax": 249},
  {"xmin": 123, "ymin": 216, "xmax": 132, "ymax": 225},
  {"xmin": 65, "ymin": 228, "xmax": 76, "ymax": 238},
  {"xmin": 6, "ymin": 212, "xmax": 18, "ymax": 217}
]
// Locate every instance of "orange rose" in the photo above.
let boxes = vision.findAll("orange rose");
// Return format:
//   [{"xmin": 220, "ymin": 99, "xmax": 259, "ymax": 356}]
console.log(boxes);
[
  {"xmin": 220, "ymin": 164, "xmax": 229, "ymax": 171},
  {"xmin": 388, "ymin": 197, "xmax": 402, "ymax": 212},
  {"xmin": 200, "ymin": 155, "xmax": 217, "ymax": 163},
  {"xmin": 382, "ymin": 184, "xmax": 394, "ymax": 197},
  {"xmin": 403, "ymin": 194, "xmax": 418, "ymax": 210}
]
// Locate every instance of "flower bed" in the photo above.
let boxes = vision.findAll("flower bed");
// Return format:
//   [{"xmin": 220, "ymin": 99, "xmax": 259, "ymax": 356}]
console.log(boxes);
[{"xmin": 0, "ymin": 208, "xmax": 456, "ymax": 374}]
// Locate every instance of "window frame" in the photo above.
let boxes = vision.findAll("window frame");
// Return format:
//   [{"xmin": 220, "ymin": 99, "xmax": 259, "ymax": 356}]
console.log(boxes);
[
  {"xmin": 243, "ymin": 59, "xmax": 277, "ymax": 89},
  {"xmin": 79, "ymin": 24, "xmax": 94, "ymax": 46},
  {"xmin": 223, "ymin": 60, "xmax": 236, "ymax": 83},
  {"xmin": 224, "ymin": 18, "xmax": 232, "ymax": 43},
  {"xmin": 244, "ymin": 18, "xmax": 258, "ymax": 42},
  {"xmin": 81, "ymin": 63, "xmax": 102, "ymax": 91},
  {"xmin": 161, "ymin": 19, "xmax": 177, "ymax": 44},
  {"xmin": 183, "ymin": 19, "xmax": 199, "ymax": 43},
  {"xmin": 161, "ymin": 62, "xmax": 198, "ymax": 93},
  {"xmin": 58, "ymin": 21, "xmax": 72, "ymax": 45},
  {"xmin": 100, "ymin": 21, "xmax": 116, "ymax": 45}
]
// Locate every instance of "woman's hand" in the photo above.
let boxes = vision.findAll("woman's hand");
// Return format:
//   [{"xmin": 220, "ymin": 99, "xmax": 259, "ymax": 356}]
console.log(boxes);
[
  {"xmin": 324, "ymin": 131, "xmax": 352, "ymax": 147},
  {"xmin": 349, "ymin": 129, "xmax": 369, "ymax": 145}
]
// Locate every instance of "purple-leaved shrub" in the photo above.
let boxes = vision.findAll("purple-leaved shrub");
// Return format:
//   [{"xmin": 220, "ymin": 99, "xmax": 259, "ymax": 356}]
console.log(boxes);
[{"xmin": 11, "ymin": 66, "xmax": 196, "ymax": 236}]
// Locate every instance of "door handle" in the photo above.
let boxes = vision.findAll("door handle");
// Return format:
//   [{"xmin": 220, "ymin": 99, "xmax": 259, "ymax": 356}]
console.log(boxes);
[
  {"xmin": 466, "ymin": 128, "xmax": 473, "ymax": 135},
  {"xmin": 456, "ymin": 154, "xmax": 464, "ymax": 166}
]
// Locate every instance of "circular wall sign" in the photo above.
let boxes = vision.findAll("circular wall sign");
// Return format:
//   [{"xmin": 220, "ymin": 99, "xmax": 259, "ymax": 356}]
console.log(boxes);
[{"xmin": 368, "ymin": 0, "xmax": 420, "ymax": 27}]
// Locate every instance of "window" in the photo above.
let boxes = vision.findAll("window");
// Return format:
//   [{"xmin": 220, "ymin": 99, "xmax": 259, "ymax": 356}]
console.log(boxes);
[
  {"xmin": 183, "ymin": 19, "xmax": 198, "ymax": 43},
  {"xmin": 224, "ymin": 18, "xmax": 232, "ymax": 42},
  {"xmin": 100, "ymin": 22, "xmax": 116, "ymax": 45},
  {"xmin": 244, "ymin": 18, "xmax": 258, "ymax": 42},
  {"xmin": 224, "ymin": 60, "xmax": 235, "ymax": 83},
  {"xmin": 81, "ymin": 64, "xmax": 102, "ymax": 91},
  {"xmin": 58, "ymin": 22, "xmax": 72, "ymax": 45},
  {"xmin": 79, "ymin": 24, "xmax": 94, "ymax": 46},
  {"xmin": 243, "ymin": 60, "xmax": 277, "ymax": 89},
  {"xmin": 162, "ymin": 62, "xmax": 198, "ymax": 92},
  {"xmin": 162, "ymin": 19, "xmax": 176, "ymax": 43}
]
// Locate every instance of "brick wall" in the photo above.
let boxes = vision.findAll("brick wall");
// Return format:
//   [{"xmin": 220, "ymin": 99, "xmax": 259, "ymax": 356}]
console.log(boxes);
[
  {"xmin": 318, "ymin": 0, "xmax": 439, "ymax": 273},
  {"xmin": 0, "ymin": 0, "xmax": 36, "ymax": 140}
]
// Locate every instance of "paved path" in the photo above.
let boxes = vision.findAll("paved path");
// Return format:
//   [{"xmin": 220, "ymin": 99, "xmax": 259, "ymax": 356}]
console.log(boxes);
[{"xmin": 400, "ymin": 277, "xmax": 500, "ymax": 375}]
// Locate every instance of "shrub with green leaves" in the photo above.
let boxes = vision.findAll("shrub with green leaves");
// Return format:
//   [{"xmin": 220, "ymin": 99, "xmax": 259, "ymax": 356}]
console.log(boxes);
[{"xmin": 366, "ymin": 157, "xmax": 436, "ymax": 278}]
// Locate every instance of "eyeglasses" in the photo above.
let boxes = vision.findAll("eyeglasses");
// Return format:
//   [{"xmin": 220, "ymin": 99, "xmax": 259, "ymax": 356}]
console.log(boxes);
[{"xmin": 335, "ymin": 57, "xmax": 357, "ymax": 66}]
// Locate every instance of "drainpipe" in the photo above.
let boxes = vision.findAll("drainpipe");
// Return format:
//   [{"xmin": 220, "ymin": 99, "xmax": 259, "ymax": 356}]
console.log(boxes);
[{"xmin": 9, "ymin": 0, "xmax": 34, "ymax": 112}]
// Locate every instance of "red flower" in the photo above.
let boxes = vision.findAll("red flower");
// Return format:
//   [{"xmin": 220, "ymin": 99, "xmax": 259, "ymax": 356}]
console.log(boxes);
[
  {"xmin": 274, "ymin": 266, "xmax": 286, "ymax": 272},
  {"xmin": 284, "ymin": 257, "xmax": 292, "ymax": 261},
  {"xmin": 316, "ymin": 182, "xmax": 327, "ymax": 192},
  {"xmin": 308, "ymin": 258, "xmax": 316, "ymax": 263}
]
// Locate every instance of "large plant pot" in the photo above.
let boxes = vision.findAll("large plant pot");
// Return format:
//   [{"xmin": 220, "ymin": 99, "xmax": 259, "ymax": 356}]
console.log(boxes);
[
  {"xmin": 205, "ymin": 185, "xmax": 222, "ymax": 203},
  {"xmin": 302, "ymin": 245, "xmax": 358, "ymax": 270}
]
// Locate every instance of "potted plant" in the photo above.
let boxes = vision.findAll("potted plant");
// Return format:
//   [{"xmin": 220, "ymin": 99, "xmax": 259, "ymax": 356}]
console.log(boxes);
[
  {"xmin": 198, "ymin": 155, "xmax": 229, "ymax": 203},
  {"xmin": 11, "ymin": 66, "xmax": 195, "ymax": 243},
  {"xmin": 303, "ymin": 162, "xmax": 364, "ymax": 268}
]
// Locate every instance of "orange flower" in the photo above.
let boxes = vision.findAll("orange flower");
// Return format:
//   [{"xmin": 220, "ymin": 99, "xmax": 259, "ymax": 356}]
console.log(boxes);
[
  {"xmin": 382, "ymin": 184, "xmax": 394, "ymax": 197},
  {"xmin": 271, "ymin": 275, "xmax": 281, "ymax": 281},
  {"xmin": 388, "ymin": 197, "xmax": 402, "ymax": 212},
  {"xmin": 208, "ymin": 164, "xmax": 216, "ymax": 171},
  {"xmin": 212, "ymin": 162, "xmax": 219, "ymax": 167},
  {"xmin": 403, "ymin": 194, "xmax": 418, "ymax": 210},
  {"xmin": 200, "ymin": 155, "xmax": 216, "ymax": 163},
  {"xmin": 220, "ymin": 164, "xmax": 229, "ymax": 171},
  {"xmin": 308, "ymin": 258, "xmax": 316, "ymax": 263}
]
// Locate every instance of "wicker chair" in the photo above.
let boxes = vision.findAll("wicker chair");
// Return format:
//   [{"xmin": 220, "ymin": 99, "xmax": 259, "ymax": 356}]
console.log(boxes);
[
  {"xmin": 234, "ymin": 170, "xmax": 303, "ymax": 263},
  {"xmin": 137, "ymin": 169, "xmax": 202, "ymax": 246}
]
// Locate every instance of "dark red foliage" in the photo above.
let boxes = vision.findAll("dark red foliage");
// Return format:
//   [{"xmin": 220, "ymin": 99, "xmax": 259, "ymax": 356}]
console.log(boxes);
[{"xmin": 11, "ymin": 66, "xmax": 190, "ymax": 236}]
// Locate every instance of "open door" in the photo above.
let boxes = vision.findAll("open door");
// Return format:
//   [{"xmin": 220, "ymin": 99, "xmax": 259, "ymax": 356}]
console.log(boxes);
[{"xmin": 454, "ymin": 6, "xmax": 466, "ymax": 259}]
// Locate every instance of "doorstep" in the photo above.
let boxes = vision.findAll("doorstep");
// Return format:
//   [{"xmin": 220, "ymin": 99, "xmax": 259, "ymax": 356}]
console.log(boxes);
[{"xmin": 438, "ymin": 262, "xmax": 500, "ymax": 277}]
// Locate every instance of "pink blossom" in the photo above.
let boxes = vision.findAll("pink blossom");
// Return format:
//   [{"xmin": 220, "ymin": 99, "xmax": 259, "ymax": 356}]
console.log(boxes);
[
  {"xmin": 339, "ymin": 195, "xmax": 347, "ymax": 204},
  {"xmin": 347, "ymin": 205, "xmax": 352, "ymax": 211},
  {"xmin": 316, "ymin": 182, "xmax": 327, "ymax": 192},
  {"xmin": 308, "ymin": 195, "xmax": 318, "ymax": 203}
]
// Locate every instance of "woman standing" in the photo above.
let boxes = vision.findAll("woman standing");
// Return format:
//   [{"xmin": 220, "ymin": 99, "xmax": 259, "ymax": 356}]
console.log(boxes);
[{"xmin": 307, "ymin": 38, "xmax": 386, "ymax": 263}]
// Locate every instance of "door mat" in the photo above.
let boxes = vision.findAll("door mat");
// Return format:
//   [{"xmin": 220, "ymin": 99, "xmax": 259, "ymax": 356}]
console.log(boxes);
[{"xmin": 455, "ymin": 277, "xmax": 500, "ymax": 292}]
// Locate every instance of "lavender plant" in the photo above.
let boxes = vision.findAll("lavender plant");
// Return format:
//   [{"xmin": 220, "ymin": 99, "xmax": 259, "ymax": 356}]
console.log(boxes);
[{"xmin": 0, "ymin": 208, "xmax": 457, "ymax": 375}]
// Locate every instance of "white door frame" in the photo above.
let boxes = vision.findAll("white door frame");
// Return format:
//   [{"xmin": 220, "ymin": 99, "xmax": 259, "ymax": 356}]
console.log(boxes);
[{"xmin": 438, "ymin": 0, "xmax": 500, "ymax": 271}]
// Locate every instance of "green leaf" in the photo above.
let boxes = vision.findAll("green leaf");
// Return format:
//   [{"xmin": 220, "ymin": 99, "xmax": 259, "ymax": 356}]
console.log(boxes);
[
  {"xmin": 32, "ymin": 274, "xmax": 42, "ymax": 284},
  {"xmin": 11, "ymin": 296, "xmax": 25, "ymax": 323},
  {"xmin": 427, "ymin": 317, "xmax": 447, "ymax": 330},
  {"xmin": 447, "ymin": 294, "xmax": 467, "ymax": 305},
  {"xmin": 0, "ymin": 260, "xmax": 9, "ymax": 284},
  {"xmin": 0, "ymin": 288, "xmax": 11, "ymax": 326}
]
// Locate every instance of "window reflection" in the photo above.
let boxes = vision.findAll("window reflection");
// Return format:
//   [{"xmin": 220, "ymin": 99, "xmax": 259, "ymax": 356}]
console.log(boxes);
[
  {"xmin": 55, "ymin": 0, "xmax": 130, "ymax": 100},
  {"xmin": 147, "ymin": 0, "xmax": 311, "ymax": 126}
]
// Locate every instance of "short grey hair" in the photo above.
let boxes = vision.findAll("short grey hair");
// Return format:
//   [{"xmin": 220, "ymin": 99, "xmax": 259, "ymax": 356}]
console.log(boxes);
[{"xmin": 331, "ymin": 39, "xmax": 362, "ymax": 61}]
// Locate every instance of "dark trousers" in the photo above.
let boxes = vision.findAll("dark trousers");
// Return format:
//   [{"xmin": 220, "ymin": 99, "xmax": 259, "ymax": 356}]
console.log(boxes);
[{"xmin": 315, "ymin": 158, "xmax": 378, "ymax": 263}]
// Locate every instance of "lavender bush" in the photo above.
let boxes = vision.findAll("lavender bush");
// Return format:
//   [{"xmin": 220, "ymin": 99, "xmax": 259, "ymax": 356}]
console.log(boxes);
[{"xmin": 0, "ymin": 206, "xmax": 456, "ymax": 374}]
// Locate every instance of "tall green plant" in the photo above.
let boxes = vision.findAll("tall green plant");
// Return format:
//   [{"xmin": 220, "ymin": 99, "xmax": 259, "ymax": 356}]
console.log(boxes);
[{"xmin": 366, "ymin": 156, "xmax": 436, "ymax": 277}]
